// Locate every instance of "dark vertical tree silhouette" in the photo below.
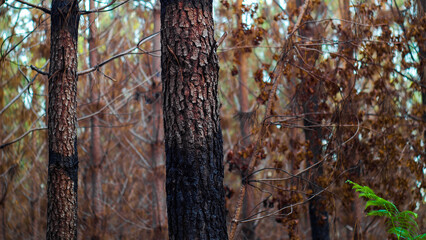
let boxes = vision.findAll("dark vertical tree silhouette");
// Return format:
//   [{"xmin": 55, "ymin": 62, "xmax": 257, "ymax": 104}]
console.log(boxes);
[
  {"xmin": 337, "ymin": 0, "xmax": 363, "ymax": 238},
  {"xmin": 88, "ymin": 0, "xmax": 102, "ymax": 238},
  {"xmin": 160, "ymin": 0, "xmax": 228, "ymax": 238},
  {"xmin": 46, "ymin": 0, "xmax": 79, "ymax": 238},
  {"xmin": 420, "ymin": 0, "xmax": 426, "ymax": 141},
  {"xmin": 236, "ymin": 0, "xmax": 250, "ymax": 145},
  {"xmin": 295, "ymin": 0, "xmax": 330, "ymax": 239}
]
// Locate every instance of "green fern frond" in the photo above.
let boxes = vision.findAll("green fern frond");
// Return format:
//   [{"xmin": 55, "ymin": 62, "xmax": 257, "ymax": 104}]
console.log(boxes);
[
  {"xmin": 414, "ymin": 234, "xmax": 426, "ymax": 240},
  {"xmin": 346, "ymin": 180, "xmax": 425, "ymax": 240}
]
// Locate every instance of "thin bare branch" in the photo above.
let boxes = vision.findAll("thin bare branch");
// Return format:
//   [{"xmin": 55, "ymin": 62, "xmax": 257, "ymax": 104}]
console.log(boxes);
[
  {"xmin": 79, "ymin": 0, "xmax": 128, "ymax": 15},
  {"xmin": 30, "ymin": 65, "xmax": 49, "ymax": 75},
  {"xmin": 13, "ymin": 0, "xmax": 51, "ymax": 13},
  {"xmin": 78, "ymin": 32, "xmax": 160, "ymax": 76},
  {"xmin": 0, "ymin": 127, "xmax": 47, "ymax": 149},
  {"xmin": 0, "ymin": 61, "xmax": 48, "ymax": 115},
  {"xmin": 228, "ymin": 1, "xmax": 311, "ymax": 239}
]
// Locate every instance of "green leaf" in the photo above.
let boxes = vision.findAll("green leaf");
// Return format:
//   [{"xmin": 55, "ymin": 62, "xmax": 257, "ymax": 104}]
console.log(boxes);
[
  {"xmin": 414, "ymin": 234, "xmax": 426, "ymax": 240},
  {"xmin": 367, "ymin": 210, "xmax": 392, "ymax": 217}
]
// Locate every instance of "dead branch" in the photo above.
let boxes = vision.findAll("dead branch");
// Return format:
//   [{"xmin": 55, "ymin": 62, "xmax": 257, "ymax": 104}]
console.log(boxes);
[
  {"xmin": 77, "ymin": 32, "xmax": 159, "ymax": 76},
  {"xmin": 227, "ymin": 1, "xmax": 311, "ymax": 239},
  {"xmin": 79, "ymin": 0, "xmax": 128, "ymax": 15},
  {"xmin": 0, "ymin": 61, "xmax": 49, "ymax": 115},
  {"xmin": 13, "ymin": 0, "xmax": 51, "ymax": 13}
]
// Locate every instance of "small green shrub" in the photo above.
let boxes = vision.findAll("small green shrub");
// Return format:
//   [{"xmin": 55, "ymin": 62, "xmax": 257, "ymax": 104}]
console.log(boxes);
[{"xmin": 346, "ymin": 180, "xmax": 425, "ymax": 240}]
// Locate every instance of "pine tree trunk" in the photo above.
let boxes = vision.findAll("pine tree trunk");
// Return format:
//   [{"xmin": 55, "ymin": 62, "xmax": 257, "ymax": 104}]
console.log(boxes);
[
  {"xmin": 235, "ymin": 1, "xmax": 256, "ymax": 239},
  {"xmin": 420, "ymin": 0, "xmax": 426, "ymax": 141},
  {"xmin": 160, "ymin": 0, "xmax": 228, "ymax": 238},
  {"xmin": 46, "ymin": 0, "xmax": 79, "ymax": 239},
  {"xmin": 88, "ymin": 0, "xmax": 103, "ymax": 238},
  {"xmin": 151, "ymin": 1, "xmax": 167, "ymax": 235}
]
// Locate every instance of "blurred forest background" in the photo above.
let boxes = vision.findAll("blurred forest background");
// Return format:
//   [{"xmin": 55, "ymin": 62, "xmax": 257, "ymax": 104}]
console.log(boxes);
[{"xmin": 0, "ymin": 0, "xmax": 425, "ymax": 239}]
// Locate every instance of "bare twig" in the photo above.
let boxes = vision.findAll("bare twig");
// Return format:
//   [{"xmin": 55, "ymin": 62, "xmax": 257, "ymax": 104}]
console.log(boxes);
[
  {"xmin": 1, "ymin": 17, "xmax": 49, "ymax": 61},
  {"xmin": 30, "ymin": 65, "xmax": 49, "ymax": 75},
  {"xmin": 78, "ymin": 32, "xmax": 159, "ymax": 76},
  {"xmin": 79, "ymin": 0, "xmax": 129, "ymax": 15},
  {"xmin": 0, "ymin": 127, "xmax": 47, "ymax": 149},
  {"xmin": 13, "ymin": 0, "xmax": 51, "ymax": 13},
  {"xmin": 216, "ymin": 31, "xmax": 228, "ymax": 48},
  {"xmin": 228, "ymin": 1, "xmax": 311, "ymax": 239},
  {"xmin": 0, "ymin": 61, "xmax": 49, "ymax": 115}
]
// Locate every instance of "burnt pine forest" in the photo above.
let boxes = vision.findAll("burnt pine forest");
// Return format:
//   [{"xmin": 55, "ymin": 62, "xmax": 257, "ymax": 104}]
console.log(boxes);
[{"xmin": 0, "ymin": 0, "xmax": 425, "ymax": 239}]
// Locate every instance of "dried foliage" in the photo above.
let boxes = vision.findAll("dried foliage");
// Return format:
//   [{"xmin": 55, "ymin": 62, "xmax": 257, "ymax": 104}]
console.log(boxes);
[{"xmin": 0, "ymin": 0, "xmax": 425, "ymax": 239}]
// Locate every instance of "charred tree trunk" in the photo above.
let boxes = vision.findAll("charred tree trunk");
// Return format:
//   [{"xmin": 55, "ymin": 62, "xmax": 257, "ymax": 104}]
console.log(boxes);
[
  {"xmin": 88, "ymin": 0, "xmax": 103, "ymax": 238},
  {"xmin": 46, "ymin": 0, "xmax": 79, "ymax": 239},
  {"xmin": 160, "ymin": 0, "xmax": 228, "ymax": 239},
  {"xmin": 303, "ymin": 109, "xmax": 330, "ymax": 240},
  {"xmin": 236, "ymin": 0, "xmax": 250, "ymax": 146},
  {"xmin": 295, "ymin": 0, "xmax": 330, "ymax": 239}
]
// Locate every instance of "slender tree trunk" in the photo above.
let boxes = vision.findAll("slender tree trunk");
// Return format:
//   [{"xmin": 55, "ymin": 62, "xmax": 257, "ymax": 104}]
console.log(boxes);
[
  {"xmin": 150, "ymin": 1, "xmax": 167, "ymax": 235},
  {"xmin": 46, "ymin": 0, "xmax": 79, "ymax": 239},
  {"xmin": 235, "ymin": 1, "xmax": 256, "ymax": 239},
  {"xmin": 419, "ymin": 0, "xmax": 426, "ymax": 141},
  {"xmin": 30, "ymin": 188, "xmax": 39, "ymax": 240},
  {"xmin": 236, "ymin": 0, "xmax": 250, "ymax": 145},
  {"xmin": 1, "ymin": 203, "xmax": 5, "ymax": 240},
  {"xmin": 161, "ymin": 0, "xmax": 228, "ymax": 238},
  {"xmin": 303, "ymin": 100, "xmax": 330, "ymax": 240},
  {"xmin": 295, "ymin": 0, "xmax": 330, "ymax": 239},
  {"xmin": 339, "ymin": 1, "xmax": 363, "ymax": 238},
  {"xmin": 88, "ymin": 1, "xmax": 103, "ymax": 239}
]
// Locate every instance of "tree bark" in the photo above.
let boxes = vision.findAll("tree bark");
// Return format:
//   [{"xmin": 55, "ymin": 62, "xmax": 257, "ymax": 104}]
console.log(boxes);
[
  {"xmin": 46, "ymin": 0, "xmax": 79, "ymax": 239},
  {"xmin": 88, "ymin": 0, "xmax": 103, "ymax": 238},
  {"xmin": 160, "ymin": 0, "xmax": 228, "ymax": 239},
  {"xmin": 295, "ymin": 0, "xmax": 330, "ymax": 239}
]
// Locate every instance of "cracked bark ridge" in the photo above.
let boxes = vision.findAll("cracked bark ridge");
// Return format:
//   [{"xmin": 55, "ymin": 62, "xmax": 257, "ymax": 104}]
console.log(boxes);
[
  {"xmin": 161, "ymin": 0, "xmax": 228, "ymax": 239},
  {"xmin": 46, "ymin": 0, "xmax": 79, "ymax": 239}
]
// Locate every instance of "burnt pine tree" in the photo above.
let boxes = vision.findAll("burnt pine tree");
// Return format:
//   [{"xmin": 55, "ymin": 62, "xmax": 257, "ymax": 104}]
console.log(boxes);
[
  {"xmin": 160, "ymin": 0, "xmax": 228, "ymax": 239},
  {"xmin": 46, "ymin": 0, "xmax": 79, "ymax": 239},
  {"xmin": 295, "ymin": 0, "xmax": 330, "ymax": 239}
]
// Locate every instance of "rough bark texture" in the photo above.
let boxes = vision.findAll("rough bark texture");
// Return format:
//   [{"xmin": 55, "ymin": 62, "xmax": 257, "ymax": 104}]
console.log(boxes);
[
  {"xmin": 296, "ymin": 0, "xmax": 330, "ymax": 239},
  {"xmin": 88, "ymin": 1, "xmax": 103, "ymax": 238},
  {"xmin": 46, "ymin": 0, "xmax": 79, "ymax": 239},
  {"xmin": 160, "ymin": 0, "xmax": 228, "ymax": 239}
]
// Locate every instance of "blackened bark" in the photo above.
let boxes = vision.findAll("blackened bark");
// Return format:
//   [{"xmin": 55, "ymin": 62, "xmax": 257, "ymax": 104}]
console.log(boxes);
[
  {"xmin": 161, "ymin": 0, "xmax": 228, "ymax": 239},
  {"xmin": 295, "ymin": 0, "xmax": 330, "ymax": 239},
  {"xmin": 46, "ymin": 0, "xmax": 79, "ymax": 239},
  {"xmin": 303, "ymin": 112, "xmax": 330, "ymax": 240}
]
